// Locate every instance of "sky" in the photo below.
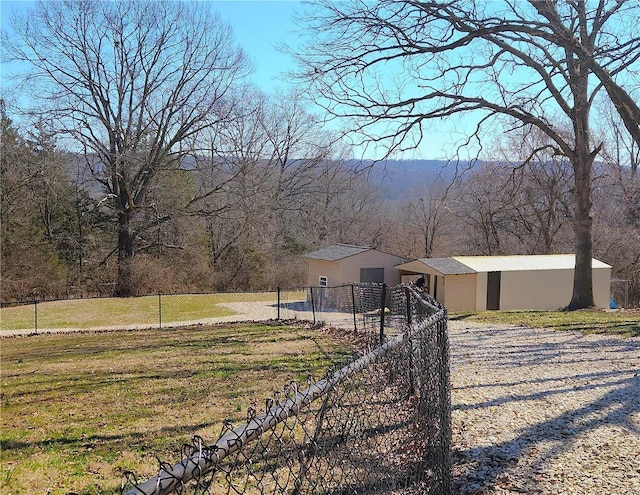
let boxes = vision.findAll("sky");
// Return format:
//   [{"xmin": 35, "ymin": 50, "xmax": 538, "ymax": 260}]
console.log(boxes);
[
  {"xmin": 0, "ymin": 0, "xmax": 468, "ymax": 160},
  {"xmin": 1, "ymin": 0, "xmax": 301, "ymax": 91},
  {"xmin": 207, "ymin": 0, "xmax": 303, "ymax": 93}
]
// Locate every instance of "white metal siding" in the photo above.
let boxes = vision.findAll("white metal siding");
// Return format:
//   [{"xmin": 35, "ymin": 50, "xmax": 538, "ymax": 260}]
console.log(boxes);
[
  {"xmin": 444, "ymin": 274, "xmax": 477, "ymax": 311},
  {"xmin": 593, "ymin": 267, "xmax": 612, "ymax": 309},
  {"xmin": 307, "ymin": 260, "xmax": 342, "ymax": 287},
  {"xmin": 498, "ymin": 267, "xmax": 611, "ymax": 310},
  {"xmin": 341, "ymin": 251, "xmax": 405, "ymax": 285},
  {"xmin": 500, "ymin": 269, "xmax": 572, "ymax": 310},
  {"xmin": 475, "ymin": 272, "xmax": 488, "ymax": 311}
]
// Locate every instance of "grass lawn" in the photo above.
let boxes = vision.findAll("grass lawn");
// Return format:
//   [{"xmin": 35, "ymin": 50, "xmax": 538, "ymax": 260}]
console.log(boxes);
[
  {"xmin": 450, "ymin": 309, "xmax": 640, "ymax": 337},
  {"xmin": 0, "ymin": 322, "xmax": 352, "ymax": 495},
  {"xmin": 0, "ymin": 292, "xmax": 305, "ymax": 332}
]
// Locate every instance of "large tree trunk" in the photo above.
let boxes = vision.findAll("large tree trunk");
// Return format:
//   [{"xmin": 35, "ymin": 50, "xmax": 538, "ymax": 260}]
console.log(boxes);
[
  {"xmin": 114, "ymin": 212, "xmax": 135, "ymax": 297},
  {"xmin": 568, "ymin": 159, "xmax": 594, "ymax": 309},
  {"xmin": 567, "ymin": 50, "xmax": 598, "ymax": 311},
  {"xmin": 567, "ymin": 93, "xmax": 596, "ymax": 310}
]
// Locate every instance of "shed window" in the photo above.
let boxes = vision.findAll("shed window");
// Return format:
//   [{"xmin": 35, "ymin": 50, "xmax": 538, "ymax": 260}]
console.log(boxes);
[
  {"xmin": 319, "ymin": 276, "xmax": 328, "ymax": 287},
  {"xmin": 360, "ymin": 268, "xmax": 384, "ymax": 284}
]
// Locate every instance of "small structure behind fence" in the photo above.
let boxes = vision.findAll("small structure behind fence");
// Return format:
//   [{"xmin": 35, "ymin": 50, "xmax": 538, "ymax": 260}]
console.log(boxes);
[{"xmin": 121, "ymin": 284, "xmax": 451, "ymax": 495}]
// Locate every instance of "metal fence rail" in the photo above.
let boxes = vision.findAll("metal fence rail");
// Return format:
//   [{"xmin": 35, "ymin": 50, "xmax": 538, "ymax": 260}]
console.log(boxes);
[{"xmin": 121, "ymin": 285, "xmax": 450, "ymax": 495}]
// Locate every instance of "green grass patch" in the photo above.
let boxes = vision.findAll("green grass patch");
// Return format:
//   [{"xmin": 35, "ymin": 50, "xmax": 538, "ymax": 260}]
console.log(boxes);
[
  {"xmin": 450, "ymin": 309, "xmax": 640, "ymax": 337},
  {"xmin": 0, "ymin": 292, "xmax": 305, "ymax": 331},
  {"xmin": 0, "ymin": 322, "xmax": 352, "ymax": 494}
]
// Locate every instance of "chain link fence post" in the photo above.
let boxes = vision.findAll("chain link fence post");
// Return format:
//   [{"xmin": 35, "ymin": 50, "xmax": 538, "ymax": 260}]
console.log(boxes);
[
  {"xmin": 438, "ymin": 312, "xmax": 452, "ymax": 494},
  {"xmin": 351, "ymin": 284, "xmax": 357, "ymax": 332},
  {"xmin": 33, "ymin": 297, "xmax": 38, "ymax": 334},
  {"xmin": 309, "ymin": 287, "xmax": 316, "ymax": 325},
  {"xmin": 277, "ymin": 287, "xmax": 281, "ymax": 320},
  {"xmin": 405, "ymin": 286, "xmax": 415, "ymax": 396},
  {"xmin": 379, "ymin": 283, "xmax": 387, "ymax": 344}
]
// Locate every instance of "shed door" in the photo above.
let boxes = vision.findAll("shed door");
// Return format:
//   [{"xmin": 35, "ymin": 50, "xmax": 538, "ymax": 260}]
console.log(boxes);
[
  {"xmin": 360, "ymin": 268, "xmax": 384, "ymax": 283},
  {"xmin": 486, "ymin": 271, "xmax": 501, "ymax": 310}
]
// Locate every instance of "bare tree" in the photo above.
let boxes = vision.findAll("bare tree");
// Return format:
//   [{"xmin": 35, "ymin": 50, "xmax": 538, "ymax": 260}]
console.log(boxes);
[
  {"xmin": 448, "ymin": 155, "xmax": 574, "ymax": 257},
  {"xmin": 401, "ymin": 184, "xmax": 446, "ymax": 258},
  {"xmin": 180, "ymin": 87, "xmax": 369, "ymax": 289},
  {"xmin": 493, "ymin": 127, "xmax": 575, "ymax": 254},
  {"xmin": 4, "ymin": 0, "xmax": 251, "ymax": 296},
  {"xmin": 449, "ymin": 164, "xmax": 513, "ymax": 256},
  {"xmin": 296, "ymin": 0, "xmax": 640, "ymax": 309},
  {"xmin": 597, "ymin": 99, "xmax": 640, "ymax": 178}
]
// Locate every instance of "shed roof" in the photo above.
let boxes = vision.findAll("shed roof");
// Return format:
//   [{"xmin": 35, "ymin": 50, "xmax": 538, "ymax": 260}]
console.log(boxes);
[
  {"xmin": 396, "ymin": 258, "xmax": 476, "ymax": 276},
  {"xmin": 397, "ymin": 254, "xmax": 611, "ymax": 275},
  {"xmin": 303, "ymin": 244, "xmax": 372, "ymax": 261},
  {"xmin": 453, "ymin": 254, "xmax": 611, "ymax": 272}
]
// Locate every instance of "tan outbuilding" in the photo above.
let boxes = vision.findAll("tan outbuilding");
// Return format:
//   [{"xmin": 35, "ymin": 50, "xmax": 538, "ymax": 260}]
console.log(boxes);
[
  {"xmin": 303, "ymin": 244, "xmax": 408, "ymax": 287},
  {"xmin": 396, "ymin": 254, "xmax": 612, "ymax": 311}
]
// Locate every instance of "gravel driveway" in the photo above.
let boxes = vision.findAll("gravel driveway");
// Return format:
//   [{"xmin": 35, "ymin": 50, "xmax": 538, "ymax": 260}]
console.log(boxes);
[{"xmin": 449, "ymin": 320, "xmax": 640, "ymax": 495}]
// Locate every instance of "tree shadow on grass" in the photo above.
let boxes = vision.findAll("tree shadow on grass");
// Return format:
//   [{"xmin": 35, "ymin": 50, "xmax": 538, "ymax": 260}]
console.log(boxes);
[{"xmin": 0, "ymin": 419, "xmax": 223, "ymax": 453}]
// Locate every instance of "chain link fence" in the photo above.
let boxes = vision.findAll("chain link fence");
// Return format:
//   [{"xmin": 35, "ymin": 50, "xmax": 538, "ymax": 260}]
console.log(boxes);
[
  {"xmin": 2, "ymin": 285, "xmax": 427, "ymax": 336},
  {"xmin": 1, "ymin": 290, "xmax": 306, "ymax": 335},
  {"xmin": 120, "ymin": 284, "xmax": 450, "ymax": 495}
]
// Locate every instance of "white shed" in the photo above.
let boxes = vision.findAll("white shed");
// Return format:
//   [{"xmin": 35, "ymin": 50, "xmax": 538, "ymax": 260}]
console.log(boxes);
[{"xmin": 396, "ymin": 254, "xmax": 612, "ymax": 311}]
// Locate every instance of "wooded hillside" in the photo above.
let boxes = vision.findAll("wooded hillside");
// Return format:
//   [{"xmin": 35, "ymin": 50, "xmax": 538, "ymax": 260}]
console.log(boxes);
[{"xmin": 2, "ymin": 111, "xmax": 638, "ymax": 305}]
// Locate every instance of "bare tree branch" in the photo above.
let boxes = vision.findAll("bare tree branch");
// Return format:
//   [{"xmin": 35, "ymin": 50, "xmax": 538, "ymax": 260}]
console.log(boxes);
[
  {"xmin": 296, "ymin": 0, "xmax": 639, "ymax": 308},
  {"xmin": 4, "ymin": 0, "xmax": 252, "ymax": 296}
]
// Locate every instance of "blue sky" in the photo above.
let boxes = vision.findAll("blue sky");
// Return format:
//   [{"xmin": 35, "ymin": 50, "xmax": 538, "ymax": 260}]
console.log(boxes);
[
  {"xmin": 210, "ymin": 0, "xmax": 302, "ymax": 92},
  {"xmin": 1, "ymin": 0, "xmax": 301, "ymax": 92},
  {"xmin": 0, "ymin": 0, "xmax": 467, "ymax": 160}
]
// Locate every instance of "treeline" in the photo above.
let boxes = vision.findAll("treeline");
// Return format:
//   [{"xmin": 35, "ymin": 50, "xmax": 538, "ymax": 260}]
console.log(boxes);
[
  {"xmin": 0, "ymin": 104, "xmax": 382, "ymax": 300},
  {"xmin": 2, "ymin": 109, "xmax": 639, "ymax": 306}
]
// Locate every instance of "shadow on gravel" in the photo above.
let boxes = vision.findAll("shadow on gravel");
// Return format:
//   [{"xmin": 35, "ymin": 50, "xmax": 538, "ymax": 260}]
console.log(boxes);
[
  {"xmin": 452, "ymin": 376, "xmax": 639, "ymax": 493},
  {"xmin": 450, "ymin": 327, "xmax": 640, "ymax": 494}
]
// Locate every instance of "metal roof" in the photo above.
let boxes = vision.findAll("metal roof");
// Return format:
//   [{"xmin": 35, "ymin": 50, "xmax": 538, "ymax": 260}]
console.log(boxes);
[
  {"xmin": 397, "ymin": 254, "xmax": 611, "ymax": 275},
  {"xmin": 453, "ymin": 254, "xmax": 611, "ymax": 272},
  {"xmin": 303, "ymin": 244, "xmax": 372, "ymax": 261},
  {"xmin": 396, "ymin": 257, "xmax": 476, "ymax": 275}
]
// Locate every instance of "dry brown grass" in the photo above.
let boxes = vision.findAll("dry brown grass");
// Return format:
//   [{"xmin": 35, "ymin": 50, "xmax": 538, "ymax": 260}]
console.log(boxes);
[{"xmin": 0, "ymin": 322, "xmax": 352, "ymax": 495}]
